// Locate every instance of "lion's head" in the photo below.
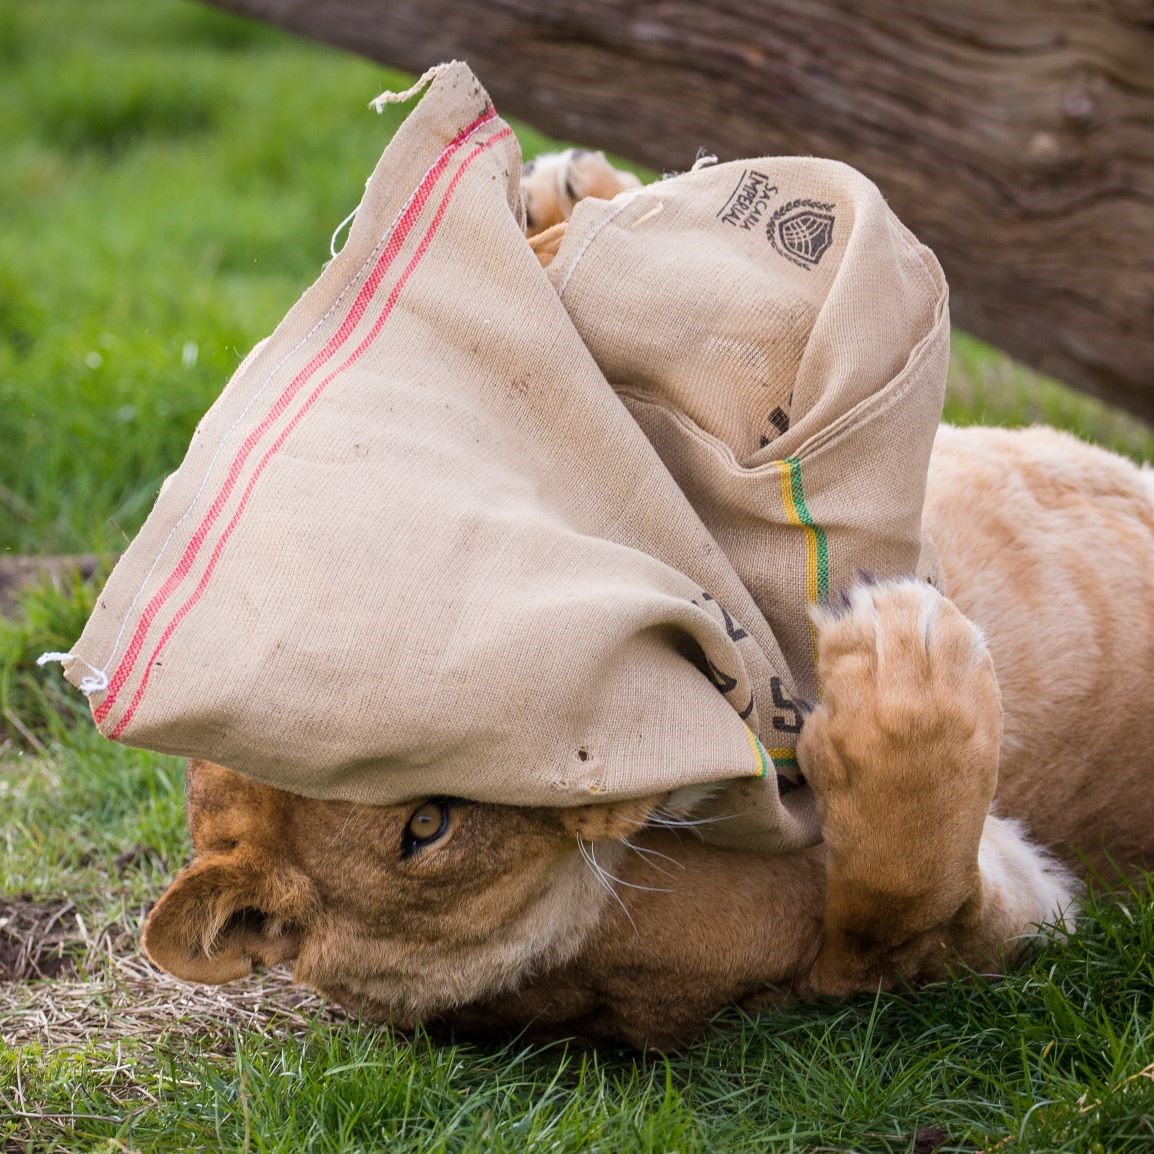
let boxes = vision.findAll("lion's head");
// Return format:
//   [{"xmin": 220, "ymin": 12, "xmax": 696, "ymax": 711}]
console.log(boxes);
[
  {"xmin": 142, "ymin": 760, "xmax": 664, "ymax": 1025},
  {"xmin": 142, "ymin": 758, "xmax": 830, "ymax": 1048}
]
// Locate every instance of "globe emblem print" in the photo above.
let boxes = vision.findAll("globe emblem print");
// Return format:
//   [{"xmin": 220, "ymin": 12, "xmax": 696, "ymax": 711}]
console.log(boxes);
[{"xmin": 768, "ymin": 200, "xmax": 836, "ymax": 269}]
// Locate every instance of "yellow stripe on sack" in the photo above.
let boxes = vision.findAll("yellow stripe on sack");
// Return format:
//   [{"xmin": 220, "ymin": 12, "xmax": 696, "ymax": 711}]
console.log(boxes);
[
  {"xmin": 744, "ymin": 725, "xmax": 770, "ymax": 778},
  {"xmin": 775, "ymin": 460, "xmax": 817, "ymax": 603},
  {"xmin": 773, "ymin": 457, "xmax": 828, "ymax": 681}
]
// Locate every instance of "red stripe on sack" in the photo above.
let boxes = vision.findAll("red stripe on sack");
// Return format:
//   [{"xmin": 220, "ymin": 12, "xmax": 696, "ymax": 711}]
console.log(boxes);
[
  {"xmin": 108, "ymin": 126, "xmax": 514, "ymax": 740},
  {"xmin": 95, "ymin": 107, "xmax": 497, "ymax": 724}
]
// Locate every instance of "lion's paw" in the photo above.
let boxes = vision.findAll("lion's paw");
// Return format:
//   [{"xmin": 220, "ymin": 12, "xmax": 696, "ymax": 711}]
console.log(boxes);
[
  {"xmin": 797, "ymin": 579, "xmax": 1001, "ymax": 907},
  {"xmin": 521, "ymin": 149, "xmax": 641, "ymax": 236}
]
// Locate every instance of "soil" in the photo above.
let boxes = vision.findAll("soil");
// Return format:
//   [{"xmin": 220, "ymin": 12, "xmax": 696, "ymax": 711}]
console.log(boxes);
[{"xmin": 0, "ymin": 898, "xmax": 84, "ymax": 981}]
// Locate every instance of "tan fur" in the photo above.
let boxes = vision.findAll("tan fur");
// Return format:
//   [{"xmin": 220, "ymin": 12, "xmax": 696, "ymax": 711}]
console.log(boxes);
[
  {"xmin": 520, "ymin": 149, "xmax": 641, "ymax": 236},
  {"xmin": 528, "ymin": 222, "xmax": 567, "ymax": 268},
  {"xmin": 926, "ymin": 424, "xmax": 1154, "ymax": 876},
  {"xmin": 142, "ymin": 173, "xmax": 1154, "ymax": 1050}
]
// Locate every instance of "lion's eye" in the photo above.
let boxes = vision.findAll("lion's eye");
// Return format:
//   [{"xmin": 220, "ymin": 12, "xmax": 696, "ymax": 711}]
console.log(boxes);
[{"xmin": 402, "ymin": 800, "xmax": 450, "ymax": 857}]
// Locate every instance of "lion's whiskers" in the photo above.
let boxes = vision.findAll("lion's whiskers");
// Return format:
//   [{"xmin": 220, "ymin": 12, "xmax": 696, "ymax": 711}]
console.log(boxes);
[
  {"xmin": 577, "ymin": 836, "xmax": 636, "ymax": 930},
  {"xmin": 645, "ymin": 806, "xmax": 739, "ymax": 839},
  {"xmin": 624, "ymin": 840, "xmax": 684, "ymax": 879},
  {"xmin": 652, "ymin": 803, "xmax": 737, "ymax": 825},
  {"xmin": 324, "ymin": 803, "xmax": 372, "ymax": 853},
  {"xmin": 578, "ymin": 836, "xmax": 673, "ymax": 902}
]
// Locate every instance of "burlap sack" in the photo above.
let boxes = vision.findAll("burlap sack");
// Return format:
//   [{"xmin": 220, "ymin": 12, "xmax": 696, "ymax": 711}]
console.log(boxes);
[
  {"xmin": 48, "ymin": 62, "xmax": 946, "ymax": 854},
  {"xmin": 545, "ymin": 157, "xmax": 949, "ymax": 844}
]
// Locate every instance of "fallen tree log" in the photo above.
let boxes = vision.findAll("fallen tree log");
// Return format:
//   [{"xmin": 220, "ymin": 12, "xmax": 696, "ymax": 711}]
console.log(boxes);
[{"xmin": 209, "ymin": 0, "xmax": 1154, "ymax": 418}]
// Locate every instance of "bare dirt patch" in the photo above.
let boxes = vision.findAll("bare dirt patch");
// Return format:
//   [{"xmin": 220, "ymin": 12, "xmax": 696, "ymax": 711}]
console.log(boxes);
[{"xmin": 0, "ymin": 899, "xmax": 83, "ymax": 981}]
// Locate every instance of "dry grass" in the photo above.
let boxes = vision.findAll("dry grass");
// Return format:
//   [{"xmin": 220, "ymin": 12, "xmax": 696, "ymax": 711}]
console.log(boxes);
[{"xmin": 1, "ymin": 912, "xmax": 335, "ymax": 1051}]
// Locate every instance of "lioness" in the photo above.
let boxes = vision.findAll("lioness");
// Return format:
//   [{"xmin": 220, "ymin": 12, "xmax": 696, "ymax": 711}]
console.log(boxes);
[{"xmin": 141, "ymin": 158, "xmax": 1154, "ymax": 1051}]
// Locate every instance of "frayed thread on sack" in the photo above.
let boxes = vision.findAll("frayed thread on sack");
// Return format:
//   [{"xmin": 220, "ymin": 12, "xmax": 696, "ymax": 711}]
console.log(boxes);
[
  {"xmin": 36, "ymin": 651, "xmax": 109, "ymax": 695},
  {"xmin": 662, "ymin": 149, "xmax": 718, "ymax": 182},
  {"xmin": 369, "ymin": 62, "xmax": 460, "ymax": 113},
  {"xmin": 353, "ymin": 65, "xmax": 465, "ymax": 262},
  {"xmin": 329, "ymin": 203, "xmax": 359, "ymax": 260}
]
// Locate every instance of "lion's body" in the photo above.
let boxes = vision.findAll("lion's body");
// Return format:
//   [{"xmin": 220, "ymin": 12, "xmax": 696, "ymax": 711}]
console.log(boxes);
[
  {"xmin": 927, "ymin": 424, "xmax": 1154, "ymax": 874},
  {"xmin": 140, "ymin": 160, "xmax": 1154, "ymax": 1050}
]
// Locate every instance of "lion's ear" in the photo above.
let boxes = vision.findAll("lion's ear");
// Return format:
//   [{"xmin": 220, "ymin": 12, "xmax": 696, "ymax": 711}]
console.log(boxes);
[{"xmin": 142, "ymin": 849, "xmax": 318, "ymax": 984}]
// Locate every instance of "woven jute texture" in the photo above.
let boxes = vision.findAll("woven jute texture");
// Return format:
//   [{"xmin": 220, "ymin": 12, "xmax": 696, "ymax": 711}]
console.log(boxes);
[{"xmin": 60, "ymin": 62, "xmax": 947, "ymax": 853}]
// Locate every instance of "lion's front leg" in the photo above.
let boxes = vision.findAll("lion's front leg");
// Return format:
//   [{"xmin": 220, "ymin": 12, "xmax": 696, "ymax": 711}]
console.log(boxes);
[{"xmin": 797, "ymin": 579, "xmax": 1076, "ymax": 995}]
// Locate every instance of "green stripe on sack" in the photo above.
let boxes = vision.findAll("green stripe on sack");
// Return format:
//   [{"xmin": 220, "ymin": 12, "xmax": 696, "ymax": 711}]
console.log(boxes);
[
  {"xmin": 786, "ymin": 456, "xmax": 829, "ymax": 603},
  {"xmin": 744, "ymin": 726, "xmax": 770, "ymax": 778}
]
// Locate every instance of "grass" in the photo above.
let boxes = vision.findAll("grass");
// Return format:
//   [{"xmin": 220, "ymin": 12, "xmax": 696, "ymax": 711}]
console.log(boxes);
[
  {"xmin": 2, "ymin": 0, "xmax": 1153, "ymax": 1151},
  {"xmin": 0, "ymin": 0, "xmax": 565, "ymax": 557}
]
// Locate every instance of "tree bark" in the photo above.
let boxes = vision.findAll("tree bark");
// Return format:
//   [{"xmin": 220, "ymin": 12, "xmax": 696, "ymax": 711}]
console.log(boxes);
[{"xmin": 210, "ymin": 0, "xmax": 1154, "ymax": 417}]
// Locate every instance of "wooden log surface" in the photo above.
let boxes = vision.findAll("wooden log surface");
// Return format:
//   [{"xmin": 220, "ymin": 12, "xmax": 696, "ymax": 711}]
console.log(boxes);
[{"xmin": 210, "ymin": 0, "xmax": 1154, "ymax": 417}]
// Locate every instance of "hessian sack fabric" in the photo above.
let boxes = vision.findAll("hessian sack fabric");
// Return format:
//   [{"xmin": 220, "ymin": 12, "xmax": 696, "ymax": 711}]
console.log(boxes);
[{"xmin": 48, "ymin": 62, "xmax": 948, "ymax": 854}]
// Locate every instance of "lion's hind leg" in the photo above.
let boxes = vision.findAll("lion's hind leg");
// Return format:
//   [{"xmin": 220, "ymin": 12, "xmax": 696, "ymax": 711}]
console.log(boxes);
[{"xmin": 797, "ymin": 579, "xmax": 1077, "ymax": 996}]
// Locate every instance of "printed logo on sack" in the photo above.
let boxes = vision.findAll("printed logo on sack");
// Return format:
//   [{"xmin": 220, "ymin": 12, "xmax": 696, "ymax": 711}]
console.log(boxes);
[
  {"xmin": 716, "ymin": 169, "xmax": 779, "ymax": 230},
  {"xmin": 768, "ymin": 199, "xmax": 836, "ymax": 270}
]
